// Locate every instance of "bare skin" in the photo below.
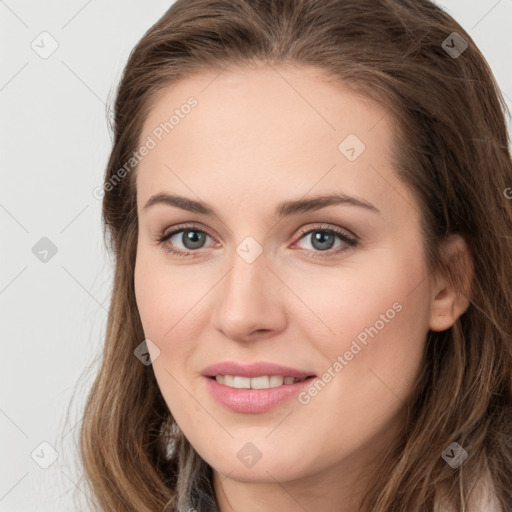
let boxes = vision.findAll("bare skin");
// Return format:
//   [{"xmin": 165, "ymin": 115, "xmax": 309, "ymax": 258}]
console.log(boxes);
[{"xmin": 133, "ymin": 63, "xmax": 471, "ymax": 512}]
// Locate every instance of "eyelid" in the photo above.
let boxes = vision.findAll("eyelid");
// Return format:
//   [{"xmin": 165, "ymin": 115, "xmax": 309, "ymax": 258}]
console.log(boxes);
[
  {"xmin": 157, "ymin": 221, "xmax": 359, "ymax": 256},
  {"xmin": 158, "ymin": 222, "xmax": 216, "ymax": 243},
  {"xmin": 158, "ymin": 222, "xmax": 357, "ymax": 243},
  {"xmin": 293, "ymin": 222, "xmax": 359, "ymax": 241}
]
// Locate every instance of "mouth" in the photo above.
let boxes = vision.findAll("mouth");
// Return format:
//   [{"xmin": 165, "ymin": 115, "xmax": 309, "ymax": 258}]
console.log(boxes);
[
  {"xmin": 201, "ymin": 361, "xmax": 317, "ymax": 413},
  {"xmin": 209, "ymin": 374, "xmax": 311, "ymax": 389}
]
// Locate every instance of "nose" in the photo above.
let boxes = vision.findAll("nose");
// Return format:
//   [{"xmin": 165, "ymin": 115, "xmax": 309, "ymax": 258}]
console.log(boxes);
[{"xmin": 210, "ymin": 247, "xmax": 287, "ymax": 342}]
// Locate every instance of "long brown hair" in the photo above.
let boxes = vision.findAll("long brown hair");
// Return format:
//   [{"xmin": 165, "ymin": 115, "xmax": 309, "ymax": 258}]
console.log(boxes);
[{"xmin": 76, "ymin": 0, "xmax": 512, "ymax": 510}]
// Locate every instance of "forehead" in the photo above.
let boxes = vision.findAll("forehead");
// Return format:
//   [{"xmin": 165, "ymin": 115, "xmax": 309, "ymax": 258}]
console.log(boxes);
[
  {"xmin": 139, "ymin": 63, "xmax": 391, "ymax": 150},
  {"xmin": 135, "ymin": 64, "xmax": 408, "ymax": 218}
]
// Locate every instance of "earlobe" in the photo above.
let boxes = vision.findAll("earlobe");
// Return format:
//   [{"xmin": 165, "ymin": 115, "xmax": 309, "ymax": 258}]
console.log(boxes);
[
  {"xmin": 429, "ymin": 289, "xmax": 471, "ymax": 332},
  {"xmin": 428, "ymin": 235, "xmax": 473, "ymax": 332}
]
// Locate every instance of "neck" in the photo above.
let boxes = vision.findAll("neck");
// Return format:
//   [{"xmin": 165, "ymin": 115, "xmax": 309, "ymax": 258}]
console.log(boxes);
[
  {"xmin": 210, "ymin": 400, "xmax": 406, "ymax": 512},
  {"xmin": 211, "ymin": 439, "xmax": 388, "ymax": 512}
]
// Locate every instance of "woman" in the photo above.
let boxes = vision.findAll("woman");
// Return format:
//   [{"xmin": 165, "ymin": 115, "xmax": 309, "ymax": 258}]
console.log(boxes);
[{"xmin": 78, "ymin": 0, "xmax": 512, "ymax": 510}]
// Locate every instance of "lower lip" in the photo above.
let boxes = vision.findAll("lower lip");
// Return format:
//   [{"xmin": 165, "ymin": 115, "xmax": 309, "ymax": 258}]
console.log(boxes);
[{"xmin": 203, "ymin": 376, "xmax": 316, "ymax": 413}]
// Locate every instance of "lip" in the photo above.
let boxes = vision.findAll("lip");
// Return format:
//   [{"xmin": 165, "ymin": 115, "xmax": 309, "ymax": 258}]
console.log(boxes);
[
  {"xmin": 201, "ymin": 361, "xmax": 314, "ymax": 379},
  {"xmin": 201, "ymin": 361, "xmax": 316, "ymax": 414}
]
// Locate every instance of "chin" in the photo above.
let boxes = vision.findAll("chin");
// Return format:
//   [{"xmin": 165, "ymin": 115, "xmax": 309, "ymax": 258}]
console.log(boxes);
[{"xmin": 207, "ymin": 453, "xmax": 310, "ymax": 483}]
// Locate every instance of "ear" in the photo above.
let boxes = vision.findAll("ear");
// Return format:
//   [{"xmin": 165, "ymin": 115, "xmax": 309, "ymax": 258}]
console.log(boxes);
[{"xmin": 429, "ymin": 234, "xmax": 473, "ymax": 332}]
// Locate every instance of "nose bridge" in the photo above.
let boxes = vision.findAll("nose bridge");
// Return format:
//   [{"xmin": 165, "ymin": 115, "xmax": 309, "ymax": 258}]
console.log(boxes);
[
  {"xmin": 224, "ymin": 231, "xmax": 268, "ymax": 292},
  {"xmin": 211, "ymin": 237, "xmax": 284, "ymax": 339},
  {"xmin": 223, "ymin": 242, "xmax": 269, "ymax": 310}
]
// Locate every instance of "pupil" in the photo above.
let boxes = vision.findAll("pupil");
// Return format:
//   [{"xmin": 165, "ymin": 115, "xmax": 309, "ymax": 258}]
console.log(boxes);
[
  {"xmin": 179, "ymin": 230, "xmax": 335, "ymax": 251},
  {"xmin": 312, "ymin": 231, "xmax": 334, "ymax": 251},
  {"xmin": 183, "ymin": 230, "xmax": 205, "ymax": 249}
]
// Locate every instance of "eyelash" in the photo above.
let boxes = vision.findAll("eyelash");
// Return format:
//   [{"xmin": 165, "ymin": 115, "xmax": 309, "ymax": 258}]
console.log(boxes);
[{"xmin": 155, "ymin": 223, "xmax": 359, "ymax": 259}]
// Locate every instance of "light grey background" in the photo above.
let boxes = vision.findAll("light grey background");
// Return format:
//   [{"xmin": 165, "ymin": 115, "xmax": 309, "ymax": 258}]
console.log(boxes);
[{"xmin": 1, "ymin": 1, "xmax": 511, "ymax": 511}]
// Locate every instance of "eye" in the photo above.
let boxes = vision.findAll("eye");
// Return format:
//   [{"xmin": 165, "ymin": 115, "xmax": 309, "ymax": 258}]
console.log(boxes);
[
  {"xmin": 156, "ymin": 224, "xmax": 216, "ymax": 257},
  {"xmin": 293, "ymin": 224, "xmax": 358, "ymax": 257},
  {"xmin": 156, "ymin": 223, "xmax": 359, "ymax": 259}
]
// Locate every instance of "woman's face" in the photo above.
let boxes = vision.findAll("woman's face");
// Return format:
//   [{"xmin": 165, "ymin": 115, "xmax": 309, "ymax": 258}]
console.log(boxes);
[{"xmin": 134, "ymin": 64, "xmax": 444, "ymax": 492}]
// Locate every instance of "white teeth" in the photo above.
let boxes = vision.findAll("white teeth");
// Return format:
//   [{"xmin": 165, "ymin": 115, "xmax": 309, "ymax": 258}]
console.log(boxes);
[
  {"xmin": 251, "ymin": 376, "xmax": 270, "ymax": 389},
  {"xmin": 269, "ymin": 376, "xmax": 284, "ymax": 388},
  {"xmin": 214, "ymin": 375, "xmax": 305, "ymax": 389},
  {"xmin": 233, "ymin": 376, "xmax": 251, "ymax": 389}
]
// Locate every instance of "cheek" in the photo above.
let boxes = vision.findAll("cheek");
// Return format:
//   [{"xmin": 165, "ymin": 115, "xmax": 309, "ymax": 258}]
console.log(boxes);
[
  {"xmin": 134, "ymin": 254, "xmax": 163, "ymax": 338},
  {"xmin": 132, "ymin": 234, "xmax": 432, "ymax": 481},
  {"xmin": 134, "ymin": 250, "xmax": 208, "ymax": 428},
  {"xmin": 135, "ymin": 235, "xmax": 430, "ymax": 378},
  {"xmin": 134, "ymin": 246, "xmax": 211, "ymax": 343},
  {"xmin": 284, "ymin": 244, "xmax": 431, "ymax": 413},
  {"xmin": 281, "ymin": 244, "xmax": 430, "ymax": 353}
]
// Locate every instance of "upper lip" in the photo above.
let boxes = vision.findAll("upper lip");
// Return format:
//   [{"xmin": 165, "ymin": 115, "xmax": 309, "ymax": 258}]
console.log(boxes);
[{"xmin": 201, "ymin": 361, "xmax": 316, "ymax": 379}]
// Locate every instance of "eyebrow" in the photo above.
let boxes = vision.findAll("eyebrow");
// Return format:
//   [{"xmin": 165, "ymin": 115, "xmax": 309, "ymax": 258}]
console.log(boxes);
[{"xmin": 142, "ymin": 192, "xmax": 381, "ymax": 217}]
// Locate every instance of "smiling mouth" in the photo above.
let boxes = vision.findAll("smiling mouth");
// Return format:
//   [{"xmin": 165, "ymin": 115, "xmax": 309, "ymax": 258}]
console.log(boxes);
[{"xmin": 210, "ymin": 375, "xmax": 313, "ymax": 389}]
